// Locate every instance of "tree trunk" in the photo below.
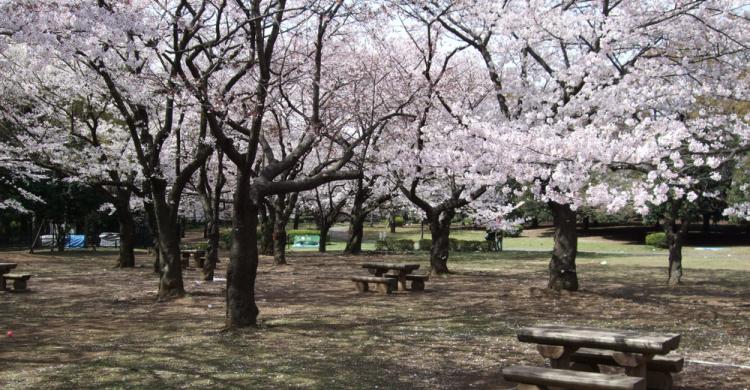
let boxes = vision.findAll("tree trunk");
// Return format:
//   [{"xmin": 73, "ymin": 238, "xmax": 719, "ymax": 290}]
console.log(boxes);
[
  {"xmin": 142, "ymin": 185, "xmax": 161, "ymax": 274},
  {"xmin": 702, "ymin": 213, "xmax": 710, "ymax": 233},
  {"xmin": 665, "ymin": 217, "xmax": 689, "ymax": 286},
  {"xmin": 226, "ymin": 175, "xmax": 260, "ymax": 328},
  {"xmin": 429, "ymin": 209, "xmax": 454, "ymax": 274},
  {"xmin": 293, "ymin": 210, "xmax": 300, "ymax": 230},
  {"xmin": 259, "ymin": 204, "xmax": 275, "ymax": 256},
  {"xmin": 116, "ymin": 207, "xmax": 136, "ymax": 268},
  {"xmin": 548, "ymin": 202, "xmax": 579, "ymax": 291},
  {"xmin": 203, "ymin": 218, "xmax": 220, "ymax": 281},
  {"xmin": 55, "ymin": 223, "xmax": 67, "ymax": 252},
  {"xmin": 344, "ymin": 214, "xmax": 365, "ymax": 254},
  {"xmin": 318, "ymin": 224, "xmax": 330, "ymax": 253},
  {"xmin": 273, "ymin": 219, "xmax": 288, "ymax": 265},
  {"xmin": 151, "ymin": 184, "xmax": 184, "ymax": 301}
]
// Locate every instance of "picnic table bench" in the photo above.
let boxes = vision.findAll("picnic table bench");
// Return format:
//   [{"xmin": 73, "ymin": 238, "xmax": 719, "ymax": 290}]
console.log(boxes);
[
  {"xmin": 503, "ymin": 324, "xmax": 682, "ymax": 390},
  {"xmin": 180, "ymin": 250, "xmax": 206, "ymax": 269},
  {"xmin": 0, "ymin": 263, "xmax": 32, "ymax": 291},
  {"xmin": 361, "ymin": 262, "xmax": 424, "ymax": 291}
]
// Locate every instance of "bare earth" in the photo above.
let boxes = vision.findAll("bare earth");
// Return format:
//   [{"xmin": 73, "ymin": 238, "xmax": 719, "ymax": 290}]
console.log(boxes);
[{"xmin": 0, "ymin": 248, "xmax": 748, "ymax": 389}]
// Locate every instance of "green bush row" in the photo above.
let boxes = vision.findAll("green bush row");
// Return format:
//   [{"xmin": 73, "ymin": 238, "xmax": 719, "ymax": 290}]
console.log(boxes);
[
  {"xmin": 645, "ymin": 232, "xmax": 668, "ymax": 248},
  {"xmin": 375, "ymin": 238, "xmax": 415, "ymax": 251},
  {"xmin": 377, "ymin": 238, "xmax": 492, "ymax": 252}
]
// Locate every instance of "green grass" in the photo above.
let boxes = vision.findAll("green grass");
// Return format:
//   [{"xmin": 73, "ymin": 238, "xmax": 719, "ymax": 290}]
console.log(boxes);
[{"xmin": 290, "ymin": 224, "xmax": 749, "ymax": 271}]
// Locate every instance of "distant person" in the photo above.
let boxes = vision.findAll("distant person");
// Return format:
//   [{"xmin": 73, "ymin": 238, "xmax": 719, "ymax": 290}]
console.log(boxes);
[{"xmin": 485, "ymin": 229, "xmax": 497, "ymax": 251}]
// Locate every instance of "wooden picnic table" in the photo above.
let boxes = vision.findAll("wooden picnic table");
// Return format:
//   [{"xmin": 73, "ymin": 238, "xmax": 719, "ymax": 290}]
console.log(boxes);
[
  {"xmin": 0, "ymin": 263, "xmax": 17, "ymax": 275},
  {"xmin": 181, "ymin": 250, "xmax": 206, "ymax": 268},
  {"xmin": 361, "ymin": 262, "xmax": 420, "ymax": 291},
  {"xmin": 517, "ymin": 324, "xmax": 681, "ymax": 386}
]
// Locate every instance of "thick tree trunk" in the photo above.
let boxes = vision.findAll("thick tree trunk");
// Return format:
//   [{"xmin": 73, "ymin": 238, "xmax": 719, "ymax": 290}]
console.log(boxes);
[
  {"xmin": 226, "ymin": 176, "xmax": 260, "ymax": 328},
  {"xmin": 273, "ymin": 219, "xmax": 287, "ymax": 265},
  {"xmin": 665, "ymin": 217, "xmax": 689, "ymax": 286},
  {"xmin": 344, "ymin": 214, "xmax": 365, "ymax": 254},
  {"xmin": 152, "ymin": 184, "xmax": 184, "ymax": 301},
  {"xmin": 429, "ymin": 209, "xmax": 454, "ymax": 274},
  {"xmin": 116, "ymin": 209, "xmax": 136, "ymax": 268},
  {"xmin": 548, "ymin": 202, "xmax": 579, "ymax": 291}
]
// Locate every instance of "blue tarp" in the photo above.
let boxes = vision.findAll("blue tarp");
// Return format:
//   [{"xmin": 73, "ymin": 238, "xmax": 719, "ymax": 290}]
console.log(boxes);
[
  {"xmin": 66, "ymin": 235, "xmax": 85, "ymax": 248},
  {"xmin": 292, "ymin": 234, "xmax": 319, "ymax": 248}
]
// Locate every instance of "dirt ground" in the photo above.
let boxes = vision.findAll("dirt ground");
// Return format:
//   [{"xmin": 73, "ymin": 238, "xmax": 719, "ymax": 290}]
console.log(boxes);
[{"xmin": 0, "ymin": 246, "xmax": 749, "ymax": 389}]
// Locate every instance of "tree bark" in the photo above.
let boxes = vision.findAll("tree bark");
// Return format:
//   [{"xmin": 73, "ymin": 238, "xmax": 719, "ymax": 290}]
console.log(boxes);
[
  {"xmin": 259, "ymin": 203, "xmax": 275, "ymax": 256},
  {"xmin": 318, "ymin": 224, "xmax": 330, "ymax": 253},
  {"xmin": 226, "ymin": 174, "xmax": 260, "ymax": 328},
  {"xmin": 273, "ymin": 219, "xmax": 288, "ymax": 265},
  {"xmin": 116, "ymin": 206, "xmax": 136, "ymax": 268},
  {"xmin": 548, "ymin": 202, "xmax": 579, "ymax": 291},
  {"xmin": 665, "ymin": 215, "xmax": 689, "ymax": 286},
  {"xmin": 151, "ymin": 182, "xmax": 185, "ymax": 300},
  {"xmin": 143, "ymin": 197, "xmax": 161, "ymax": 274},
  {"xmin": 344, "ymin": 213, "xmax": 365, "ymax": 254},
  {"xmin": 203, "ymin": 218, "xmax": 220, "ymax": 281},
  {"xmin": 702, "ymin": 213, "xmax": 710, "ymax": 233},
  {"xmin": 428, "ymin": 209, "xmax": 454, "ymax": 274},
  {"xmin": 292, "ymin": 210, "xmax": 300, "ymax": 230}
]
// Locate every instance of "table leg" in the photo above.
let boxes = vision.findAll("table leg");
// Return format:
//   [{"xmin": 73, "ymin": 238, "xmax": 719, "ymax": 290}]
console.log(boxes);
[
  {"xmin": 614, "ymin": 352, "xmax": 652, "ymax": 378},
  {"xmin": 537, "ymin": 344, "xmax": 578, "ymax": 369},
  {"xmin": 397, "ymin": 271, "xmax": 408, "ymax": 291}
]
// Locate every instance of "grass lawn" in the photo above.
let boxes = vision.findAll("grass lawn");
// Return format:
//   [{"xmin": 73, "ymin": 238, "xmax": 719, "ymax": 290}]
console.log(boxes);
[{"xmin": 1, "ymin": 227, "xmax": 748, "ymax": 389}]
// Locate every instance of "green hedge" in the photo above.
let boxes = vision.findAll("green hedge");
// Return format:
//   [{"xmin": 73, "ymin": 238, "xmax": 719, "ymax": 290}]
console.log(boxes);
[
  {"xmin": 417, "ymin": 239, "xmax": 432, "ymax": 250},
  {"xmin": 414, "ymin": 238, "xmax": 489, "ymax": 252},
  {"xmin": 375, "ymin": 238, "xmax": 415, "ymax": 251},
  {"xmin": 449, "ymin": 239, "xmax": 486, "ymax": 252},
  {"xmin": 645, "ymin": 232, "xmax": 668, "ymax": 248},
  {"xmin": 220, "ymin": 229, "xmax": 233, "ymax": 249},
  {"xmin": 502, "ymin": 226, "xmax": 523, "ymax": 238}
]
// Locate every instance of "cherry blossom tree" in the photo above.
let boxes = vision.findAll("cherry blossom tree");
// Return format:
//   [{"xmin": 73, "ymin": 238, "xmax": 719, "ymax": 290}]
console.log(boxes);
[{"xmin": 407, "ymin": 0, "xmax": 750, "ymax": 290}]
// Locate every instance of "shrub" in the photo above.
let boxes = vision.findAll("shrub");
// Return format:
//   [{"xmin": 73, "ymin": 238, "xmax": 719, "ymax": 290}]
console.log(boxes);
[
  {"xmin": 417, "ymin": 239, "xmax": 432, "ymax": 251},
  {"xmin": 449, "ymin": 238, "xmax": 487, "ymax": 252},
  {"xmin": 375, "ymin": 238, "xmax": 415, "ymax": 251},
  {"xmin": 502, "ymin": 225, "xmax": 523, "ymax": 238},
  {"xmin": 287, "ymin": 229, "xmax": 327, "ymax": 243},
  {"xmin": 220, "ymin": 229, "xmax": 233, "ymax": 249},
  {"xmin": 645, "ymin": 232, "xmax": 668, "ymax": 248},
  {"xmin": 393, "ymin": 216, "xmax": 405, "ymax": 227}
]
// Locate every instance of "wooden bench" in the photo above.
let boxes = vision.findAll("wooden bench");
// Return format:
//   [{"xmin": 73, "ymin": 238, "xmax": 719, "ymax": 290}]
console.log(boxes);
[
  {"xmin": 502, "ymin": 365, "xmax": 646, "ymax": 390},
  {"xmin": 351, "ymin": 276, "xmax": 397, "ymax": 294},
  {"xmin": 2, "ymin": 273, "xmax": 32, "ymax": 291},
  {"xmin": 571, "ymin": 348, "xmax": 683, "ymax": 390}
]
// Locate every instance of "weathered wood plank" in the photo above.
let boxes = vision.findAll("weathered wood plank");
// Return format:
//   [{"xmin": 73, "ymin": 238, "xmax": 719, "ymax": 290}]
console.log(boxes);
[
  {"xmin": 361, "ymin": 262, "xmax": 420, "ymax": 272},
  {"xmin": 518, "ymin": 325, "xmax": 681, "ymax": 354},
  {"xmin": 572, "ymin": 348, "xmax": 684, "ymax": 373},
  {"xmin": 502, "ymin": 365, "xmax": 646, "ymax": 390}
]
